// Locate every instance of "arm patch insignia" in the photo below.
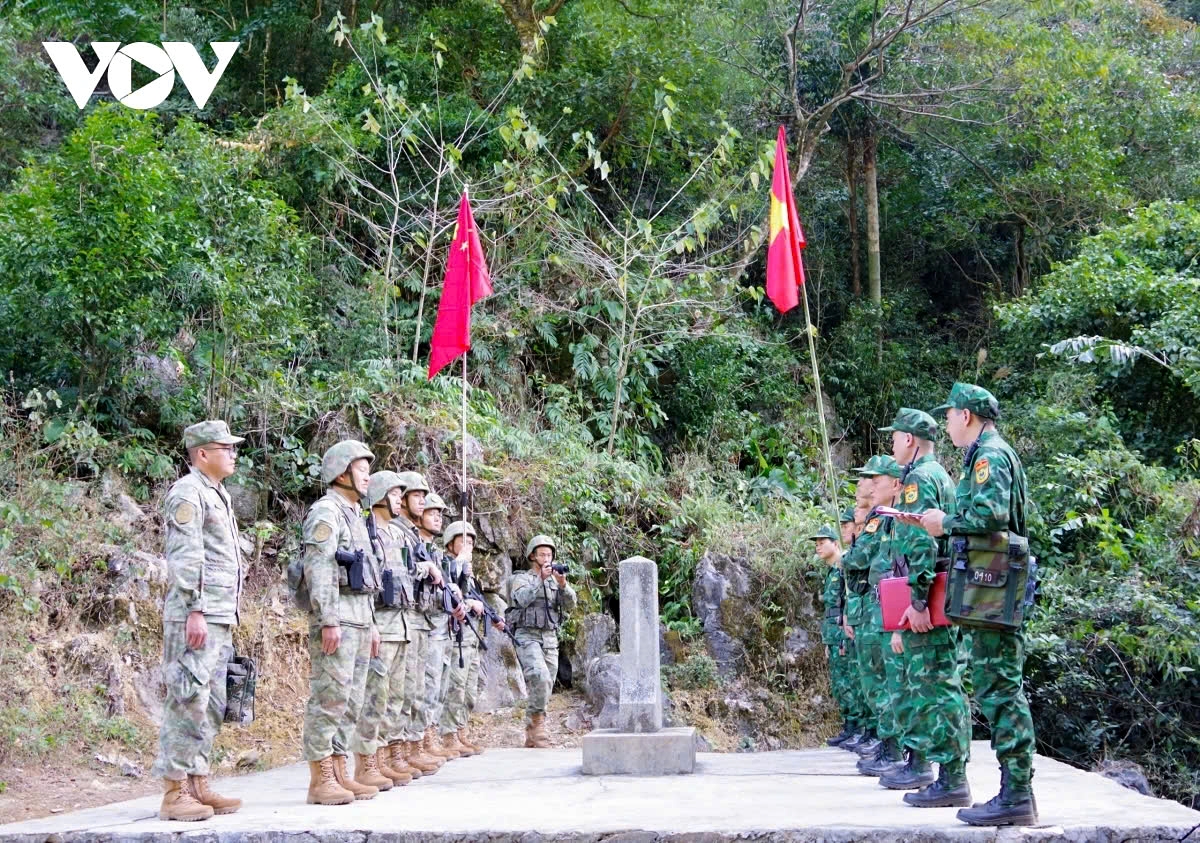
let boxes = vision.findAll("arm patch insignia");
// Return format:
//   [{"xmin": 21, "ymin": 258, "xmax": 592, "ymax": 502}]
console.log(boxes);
[
  {"xmin": 312, "ymin": 522, "xmax": 333, "ymax": 543},
  {"xmin": 173, "ymin": 501, "xmax": 195, "ymax": 525},
  {"xmin": 974, "ymin": 458, "xmax": 990, "ymax": 484},
  {"xmin": 903, "ymin": 483, "xmax": 918, "ymax": 505}
]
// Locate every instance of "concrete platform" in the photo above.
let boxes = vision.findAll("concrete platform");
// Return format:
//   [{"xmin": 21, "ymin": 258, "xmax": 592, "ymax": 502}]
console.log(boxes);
[
  {"xmin": 1, "ymin": 741, "xmax": 1197, "ymax": 842},
  {"xmin": 581, "ymin": 726, "xmax": 697, "ymax": 775}
]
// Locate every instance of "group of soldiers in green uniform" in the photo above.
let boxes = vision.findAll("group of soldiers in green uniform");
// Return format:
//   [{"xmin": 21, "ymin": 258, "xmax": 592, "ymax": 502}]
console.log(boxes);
[
  {"xmin": 151, "ymin": 427, "xmax": 575, "ymax": 821},
  {"xmin": 814, "ymin": 383, "xmax": 1038, "ymax": 827}
]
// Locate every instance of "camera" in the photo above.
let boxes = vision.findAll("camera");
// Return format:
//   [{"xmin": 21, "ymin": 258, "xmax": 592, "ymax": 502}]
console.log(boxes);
[{"xmin": 551, "ymin": 563, "xmax": 569, "ymax": 575}]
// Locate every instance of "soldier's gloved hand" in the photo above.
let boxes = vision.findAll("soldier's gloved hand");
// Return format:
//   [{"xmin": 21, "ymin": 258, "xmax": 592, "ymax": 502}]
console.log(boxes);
[
  {"xmin": 901, "ymin": 604, "xmax": 933, "ymax": 634},
  {"xmin": 890, "ymin": 631, "xmax": 905, "ymax": 655},
  {"xmin": 185, "ymin": 610, "xmax": 207, "ymax": 650},
  {"xmin": 321, "ymin": 624, "xmax": 342, "ymax": 655},
  {"xmin": 370, "ymin": 627, "xmax": 381, "ymax": 658}
]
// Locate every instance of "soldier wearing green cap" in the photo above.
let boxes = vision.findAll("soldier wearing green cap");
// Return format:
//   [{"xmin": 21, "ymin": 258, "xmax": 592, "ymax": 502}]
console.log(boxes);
[
  {"xmin": 842, "ymin": 455, "xmax": 903, "ymax": 764},
  {"xmin": 505, "ymin": 534, "xmax": 577, "ymax": 747},
  {"xmin": 916, "ymin": 383, "xmax": 1038, "ymax": 827},
  {"xmin": 877, "ymin": 409, "xmax": 972, "ymax": 806},
  {"xmin": 152, "ymin": 421, "xmax": 246, "ymax": 822},
  {"xmin": 811, "ymin": 523, "xmax": 857, "ymax": 746},
  {"xmin": 298, "ymin": 440, "xmax": 382, "ymax": 806}
]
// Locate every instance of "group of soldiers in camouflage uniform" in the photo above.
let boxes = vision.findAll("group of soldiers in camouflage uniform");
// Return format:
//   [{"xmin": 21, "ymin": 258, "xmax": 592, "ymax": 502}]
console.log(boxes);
[
  {"xmin": 151, "ymin": 426, "xmax": 575, "ymax": 821},
  {"xmin": 814, "ymin": 383, "xmax": 1038, "ymax": 827}
]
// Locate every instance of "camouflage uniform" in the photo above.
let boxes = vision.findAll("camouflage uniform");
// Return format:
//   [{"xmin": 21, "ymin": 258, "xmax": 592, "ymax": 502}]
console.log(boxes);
[
  {"xmin": 301, "ymin": 489, "xmax": 380, "ymax": 762},
  {"xmin": 151, "ymin": 425, "xmax": 244, "ymax": 781},
  {"xmin": 934, "ymin": 402, "xmax": 1035, "ymax": 792},
  {"xmin": 420, "ymin": 541, "xmax": 456, "ymax": 733},
  {"xmin": 506, "ymin": 567, "xmax": 576, "ymax": 723},
  {"xmin": 440, "ymin": 566, "xmax": 491, "ymax": 736},
  {"xmin": 395, "ymin": 518, "xmax": 434, "ymax": 743},
  {"xmin": 840, "ymin": 525, "xmax": 876, "ymax": 736}
]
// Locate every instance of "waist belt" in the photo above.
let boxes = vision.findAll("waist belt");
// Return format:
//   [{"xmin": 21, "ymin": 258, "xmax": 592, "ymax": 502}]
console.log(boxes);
[{"xmin": 824, "ymin": 608, "xmax": 842, "ymax": 620}]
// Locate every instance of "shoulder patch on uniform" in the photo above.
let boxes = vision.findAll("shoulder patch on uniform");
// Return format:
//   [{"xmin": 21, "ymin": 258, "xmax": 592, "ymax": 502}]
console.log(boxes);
[
  {"xmin": 173, "ymin": 501, "xmax": 195, "ymax": 525},
  {"xmin": 865, "ymin": 518, "xmax": 880, "ymax": 534},
  {"xmin": 312, "ymin": 522, "xmax": 333, "ymax": 542},
  {"xmin": 974, "ymin": 457, "xmax": 990, "ymax": 484},
  {"xmin": 903, "ymin": 483, "xmax": 918, "ymax": 505}
]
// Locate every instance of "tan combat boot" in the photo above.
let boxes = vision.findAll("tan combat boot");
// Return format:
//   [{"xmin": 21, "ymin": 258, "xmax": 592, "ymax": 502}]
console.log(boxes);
[
  {"xmin": 188, "ymin": 775, "xmax": 242, "ymax": 815},
  {"xmin": 333, "ymin": 754, "xmax": 378, "ymax": 800},
  {"xmin": 373, "ymin": 747, "xmax": 411, "ymax": 787},
  {"xmin": 438, "ymin": 730, "xmax": 464, "ymax": 759},
  {"xmin": 443, "ymin": 730, "xmax": 473, "ymax": 757},
  {"xmin": 407, "ymin": 739, "xmax": 442, "ymax": 773},
  {"xmin": 528, "ymin": 712, "xmax": 552, "ymax": 748},
  {"xmin": 389, "ymin": 741, "xmax": 421, "ymax": 781},
  {"xmin": 458, "ymin": 727, "xmax": 482, "ymax": 755},
  {"xmin": 424, "ymin": 726, "xmax": 454, "ymax": 760},
  {"xmin": 354, "ymin": 752, "xmax": 393, "ymax": 791},
  {"xmin": 306, "ymin": 757, "xmax": 354, "ymax": 806},
  {"xmin": 158, "ymin": 778, "xmax": 213, "ymax": 821}
]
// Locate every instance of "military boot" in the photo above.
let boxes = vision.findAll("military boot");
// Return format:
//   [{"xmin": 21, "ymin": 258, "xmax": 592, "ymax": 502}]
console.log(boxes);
[
  {"xmin": 187, "ymin": 775, "xmax": 242, "ymax": 814},
  {"xmin": 825, "ymin": 725, "xmax": 854, "ymax": 749},
  {"xmin": 443, "ymin": 730, "xmax": 474, "ymax": 757},
  {"xmin": 904, "ymin": 764, "xmax": 972, "ymax": 808},
  {"xmin": 158, "ymin": 778, "xmax": 213, "ymax": 821},
  {"xmin": 354, "ymin": 751, "xmax": 393, "ymax": 791},
  {"xmin": 840, "ymin": 730, "xmax": 866, "ymax": 752},
  {"xmin": 526, "ymin": 712, "xmax": 552, "ymax": 748},
  {"xmin": 333, "ymin": 754, "xmax": 378, "ymax": 800},
  {"xmin": 424, "ymin": 726, "xmax": 454, "ymax": 760},
  {"xmin": 458, "ymin": 727, "xmax": 482, "ymax": 755},
  {"xmin": 853, "ymin": 732, "xmax": 882, "ymax": 757},
  {"xmin": 375, "ymin": 747, "xmax": 412, "ymax": 786},
  {"xmin": 407, "ymin": 739, "xmax": 442, "ymax": 773},
  {"xmin": 306, "ymin": 758, "xmax": 354, "ymax": 806},
  {"xmin": 858, "ymin": 738, "xmax": 905, "ymax": 776},
  {"xmin": 956, "ymin": 768, "xmax": 1037, "ymax": 827},
  {"xmin": 880, "ymin": 751, "xmax": 935, "ymax": 790},
  {"xmin": 438, "ymin": 730, "xmax": 464, "ymax": 758},
  {"xmin": 388, "ymin": 742, "xmax": 421, "ymax": 780}
]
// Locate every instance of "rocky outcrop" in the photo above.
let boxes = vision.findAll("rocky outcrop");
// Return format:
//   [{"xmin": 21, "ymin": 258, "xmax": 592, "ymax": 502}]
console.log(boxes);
[
  {"xmin": 570, "ymin": 612, "xmax": 616, "ymax": 696},
  {"xmin": 691, "ymin": 552, "xmax": 752, "ymax": 679}
]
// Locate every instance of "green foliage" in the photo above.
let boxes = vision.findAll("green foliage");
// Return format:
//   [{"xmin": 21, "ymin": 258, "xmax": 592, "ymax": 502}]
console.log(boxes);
[{"xmin": 663, "ymin": 652, "xmax": 720, "ymax": 690}]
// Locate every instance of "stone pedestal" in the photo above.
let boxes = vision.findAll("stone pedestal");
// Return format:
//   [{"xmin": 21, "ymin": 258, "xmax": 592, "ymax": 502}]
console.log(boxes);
[{"xmin": 582, "ymin": 556, "xmax": 696, "ymax": 775}]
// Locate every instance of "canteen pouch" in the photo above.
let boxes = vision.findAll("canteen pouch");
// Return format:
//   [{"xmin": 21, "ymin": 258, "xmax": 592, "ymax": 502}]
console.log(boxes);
[
  {"xmin": 946, "ymin": 532, "xmax": 1031, "ymax": 629},
  {"xmin": 223, "ymin": 655, "xmax": 257, "ymax": 725}
]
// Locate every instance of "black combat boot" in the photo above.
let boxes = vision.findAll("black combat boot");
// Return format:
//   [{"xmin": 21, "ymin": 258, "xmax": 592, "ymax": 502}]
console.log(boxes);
[
  {"xmin": 904, "ymin": 764, "xmax": 972, "ymax": 808},
  {"xmin": 880, "ymin": 751, "xmax": 935, "ymax": 790},
  {"xmin": 826, "ymin": 721, "xmax": 855, "ymax": 747},
  {"xmin": 840, "ymin": 729, "xmax": 866, "ymax": 751},
  {"xmin": 956, "ymin": 767, "xmax": 1037, "ymax": 827},
  {"xmin": 858, "ymin": 737, "xmax": 904, "ymax": 776},
  {"xmin": 852, "ymin": 732, "xmax": 881, "ymax": 757}
]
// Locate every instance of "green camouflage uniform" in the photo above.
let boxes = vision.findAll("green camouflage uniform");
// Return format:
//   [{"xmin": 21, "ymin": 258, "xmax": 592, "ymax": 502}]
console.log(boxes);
[
  {"xmin": 938, "ymin": 421, "xmax": 1035, "ymax": 791},
  {"xmin": 891, "ymin": 448, "xmax": 970, "ymax": 774},
  {"xmin": 505, "ymin": 569, "xmax": 576, "ymax": 723},
  {"xmin": 353, "ymin": 517, "xmax": 411, "ymax": 755},
  {"xmin": 840, "ymin": 527, "xmax": 875, "ymax": 735},
  {"xmin": 151, "ymin": 444, "xmax": 244, "ymax": 780},
  {"xmin": 820, "ymin": 563, "xmax": 861, "ymax": 726},
  {"xmin": 300, "ymin": 490, "xmax": 380, "ymax": 762},
  {"xmin": 863, "ymin": 510, "xmax": 903, "ymax": 744}
]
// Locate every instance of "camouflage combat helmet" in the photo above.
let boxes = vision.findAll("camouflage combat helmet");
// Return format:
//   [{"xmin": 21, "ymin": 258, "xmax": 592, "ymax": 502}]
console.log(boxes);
[
  {"xmin": 395, "ymin": 471, "xmax": 431, "ymax": 496},
  {"xmin": 367, "ymin": 470, "xmax": 405, "ymax": 509},
  {"xmin": 525, "ymin": 534, "xmax": 556, "ymax": 560},
  {"xmin": 443, "ymin": 520, "xmax": 477, "ymax": 549},
  {"xmin": 423, "ymin": 491, "xmax": 448, "ymax": 512},
  {"xmin": 320, "ymin": 440, "xmax": 374, "ymax": 484}
]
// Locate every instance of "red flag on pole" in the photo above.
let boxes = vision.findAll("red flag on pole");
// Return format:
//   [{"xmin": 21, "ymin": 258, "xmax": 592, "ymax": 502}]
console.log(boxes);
[
  {"xmin": 428, "ymin": 191, "xmax": 493, "ymax": 379},
  {"xmin": 765, "ymin": 125, "xmax": 807, "ymax": 313}
]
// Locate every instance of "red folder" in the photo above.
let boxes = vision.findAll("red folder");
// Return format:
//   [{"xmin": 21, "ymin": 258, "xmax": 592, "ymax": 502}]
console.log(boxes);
[{"xmin": 881, "ymin": 571, "xmax": 950, "ymax": 631}]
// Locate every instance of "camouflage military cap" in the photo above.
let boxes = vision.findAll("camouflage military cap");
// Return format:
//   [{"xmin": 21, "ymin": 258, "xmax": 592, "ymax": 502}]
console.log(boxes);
[
  {"xmin": 183, "ymin": 420, "xmax": 244, "ymax": 450},
  {"xmin": 367, "ymin": 470, "xmax": 405, "ymax": 508},
  {"xmin": 931, "ymin": 382, "xmax": 1001, "ymax": 420},
  {"xmin": 808, "ymin": 525, "xmax": 839, "ymax": 541},
  {"xmin": 878, "ymin": 407, "xmax": 938, "ymax": 441},
  {"xmin": 443, "ymin": 520, "xmax": 477, "ymax": 549},
  {"xmin": 839, "ymin": 508, "xmax": 856, "ymax": 524},
  {"xmin": 424, "ymin": 491, "xmax": 448, "ymax": 512},
  {"xmin": 525, "ymin": 534, "xmax": 556, "ymax": 560},
  {"xmin": 319, "ymin": 440, "xmax": 373, "ymax": 484},
  {"xmin": 853, "ymin": 454, "xmax": 903, "ymax": 478}
]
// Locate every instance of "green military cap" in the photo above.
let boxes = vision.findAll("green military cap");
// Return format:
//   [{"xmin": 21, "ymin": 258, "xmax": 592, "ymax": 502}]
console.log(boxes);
[
  {"xmin": 853, "ymin": 454, "xmax": 903, "ymax": 478},
  {"xmin": 931, "ymin": 382, "xmax": 1001, "ymax": 420},
  {"xmin": 839, "ymin": 508, "xmax": 856, "ymax": 524},
  {"xmin": 808, "ymin": 525, "xmax": 839, "ymax": 541},
  {"xmin": 879, "ymin": 407, "xmax": 938, "ymax": 441},
  {"xmin": 183, "ymin": 420, "xmax": 244, "ymax": 450}
]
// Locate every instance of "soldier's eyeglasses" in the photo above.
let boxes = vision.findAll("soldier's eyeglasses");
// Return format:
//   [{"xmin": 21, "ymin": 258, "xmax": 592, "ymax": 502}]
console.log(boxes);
[{"xmin": 207, "ymin": 445, "xmax": 238, "ymax": 457}]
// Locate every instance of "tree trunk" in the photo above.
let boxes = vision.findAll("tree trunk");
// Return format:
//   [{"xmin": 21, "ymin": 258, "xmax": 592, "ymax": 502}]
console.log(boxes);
[
  {"xmin": 845, "ymin": 134, "xmax": 862, "ymax": 297},
  {"xmin": 863, "ymin": 128, "xmax": 881, "ymax": 306}
]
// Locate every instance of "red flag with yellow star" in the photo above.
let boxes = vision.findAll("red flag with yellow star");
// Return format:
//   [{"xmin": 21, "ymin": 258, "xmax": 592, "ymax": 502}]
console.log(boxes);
[
  {"xmin": 765, "ymin": 125, "xmax": 806, "ymax": 313},
  {"xmin": 428, "ymin": 191, "xmax": 493, "ymax": 379}
]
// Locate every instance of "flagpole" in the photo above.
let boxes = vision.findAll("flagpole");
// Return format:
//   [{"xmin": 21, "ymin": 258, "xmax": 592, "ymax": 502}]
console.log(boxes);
[
  {"xmin": 461, "ymin": 352, "xmax": 469, "ymax": 523},
  {"xmin": 800, "ymin": 271, "xmax": 840, "ymax": 524}
]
